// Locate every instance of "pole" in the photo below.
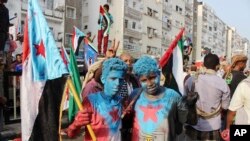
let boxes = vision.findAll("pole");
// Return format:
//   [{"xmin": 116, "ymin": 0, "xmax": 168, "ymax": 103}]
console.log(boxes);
[{"xmin": 67, "ymin": 78, "xmax": 96, "ymax": 141}]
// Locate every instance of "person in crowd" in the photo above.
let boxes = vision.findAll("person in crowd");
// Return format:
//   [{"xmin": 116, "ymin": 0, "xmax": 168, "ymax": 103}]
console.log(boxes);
[
  {"xmin": 12, "ymin": 33, "xmax": 23, "ymax": 57},
  {"xmin": 81, "ymin": 66, "xmax": 103, "ymax": 99},
  {"xmin": 11, "ymin": 53, "xmax": 22, "ymax": 71},
  {"xmin": 66, "ymin": 58, "xmax": 127, "ymax": 141},
  {"xmin": 217, "ymin": 61, "xmax": 229, "ymax": 78},
  {"xmin": 86, "ymin": 32, "xmax": 96, "ymax": 43},
  {"xmin": 184, "ymin": 53, "xmax": 231, "ymax": 141},
  {"xmin": 225, "ymin": 54, "xmax": 248, "ymax": 97},
  {"xmin": 221, "ymin": 76, "xmax": 250, "ymax": 141},
  {"xmin": 118, "ymin": 53, "xmax": 140, "ymax": 99},
  {"xmin": 126, "ymin": 56, "xmax": 189, "ymax": 141},
  {"xmin": 81, "ymin": 39, "xmax": 120, "ymax": 97},
  {"xmin": 97, "ymin": 4, "xmax": 113, "ymax": 56},
  {"xmin": 119, "ymin": 53, "xmax": 140, "ymax": 140},
  {"xmin": 0, "ymin": 0, "xmax": 9, "ymax": 60}
]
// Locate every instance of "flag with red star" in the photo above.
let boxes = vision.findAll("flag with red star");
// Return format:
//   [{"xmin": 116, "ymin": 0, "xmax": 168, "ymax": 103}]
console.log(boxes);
[{"xmin": 21, "ymin": 0, "xmax": 68, "ymax": 140}]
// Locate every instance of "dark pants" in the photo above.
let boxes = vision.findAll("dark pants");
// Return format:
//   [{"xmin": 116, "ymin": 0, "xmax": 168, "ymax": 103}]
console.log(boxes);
[
  {"xmin": 97, "ymin": 30, "xmax": 109, "ymax": 55},
  {"xmin": 0, "ymin": 33, "xmax": 8, "ymax": 52}
]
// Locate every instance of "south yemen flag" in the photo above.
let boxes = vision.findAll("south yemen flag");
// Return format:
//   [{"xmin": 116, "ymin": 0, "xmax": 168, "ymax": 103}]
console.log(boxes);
[
  {"xmin": 72, "ymin": 26, "xmax": 85, "ymax": 54},
  {"xmin": 159, "ymin": 28, "xmax": 185, "ymax": 95},
  {"xmin": 84, "ymin": 38, "xmax": 98, "ymax": 68},
  {"xmin": 99, "ymin": 5, "xmax": 111, "ymax": 37},
  {"xmin": 21, "ymin": 0, "xmax": 68, "ymax": 140}
]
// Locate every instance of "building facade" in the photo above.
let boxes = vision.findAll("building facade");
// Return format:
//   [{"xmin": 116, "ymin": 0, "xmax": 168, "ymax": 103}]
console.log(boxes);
[{"xmin": 7, "ymin": 0, "xmax": 250, "ymax": 64}]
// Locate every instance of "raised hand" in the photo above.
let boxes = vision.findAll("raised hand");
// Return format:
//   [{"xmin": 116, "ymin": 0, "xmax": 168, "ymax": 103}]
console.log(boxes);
[{"xmin": 105, "ymin": 38, "xmax": 120, "ymax": 59}]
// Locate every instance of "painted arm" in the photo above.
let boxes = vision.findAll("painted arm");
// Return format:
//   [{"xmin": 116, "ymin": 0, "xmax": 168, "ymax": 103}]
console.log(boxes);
[
  {"xmin": 226, "ymin": 110, "xmax": 236, "ymax": 129},
  {"xmin": 67, "ymin": 99, "xmax": 92, "ymax": 138}
]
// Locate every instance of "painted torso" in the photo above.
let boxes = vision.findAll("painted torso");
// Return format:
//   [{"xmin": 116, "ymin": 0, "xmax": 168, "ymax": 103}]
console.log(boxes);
[
  {"xmin": 84, "ymin": 92, "xmax": 122, "ymax": 141},
  {"xmin": 132, "ymin": 88, "xmax": 180, "ymax": 141}
]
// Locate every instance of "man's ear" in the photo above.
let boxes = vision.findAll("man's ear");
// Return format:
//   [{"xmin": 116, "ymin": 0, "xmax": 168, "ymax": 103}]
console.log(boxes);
[{"xmin": 101, "ymin": 76, "xmax": 106, "ymax": 84}]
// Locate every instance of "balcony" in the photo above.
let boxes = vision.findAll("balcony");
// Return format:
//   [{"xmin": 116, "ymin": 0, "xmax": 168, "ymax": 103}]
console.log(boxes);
[
  {"xmin": 21, "ymin": 1, "xmax": 63, "ymax": 20},
  {"xmin": 124, "ymin": 6, "xmax": 142, "ymax": 20},
  {"xmin": 124, "ymin": 28, "xmax": 142, "ymax": 40},
  {"xmin": 123, "ymin": 41, "xmax": 141, "ymax": 58}
]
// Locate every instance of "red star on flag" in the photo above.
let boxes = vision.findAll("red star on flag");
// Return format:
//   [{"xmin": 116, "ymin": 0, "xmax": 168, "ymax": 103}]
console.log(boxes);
[
  {"xmin": 35, "ymin": 40, "xmax": 45, "ymax": 57},
  {"xmin": 109, "ymin": 108, "xmax": 119, "ymax": 122},
  {"xmin": 139, "ymin": 104, "xmax": 163, "ymax": 123}
]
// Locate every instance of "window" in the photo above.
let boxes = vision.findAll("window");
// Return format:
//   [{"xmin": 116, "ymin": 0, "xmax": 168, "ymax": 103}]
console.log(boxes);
[
  {"xmin": 46, "ymin": 0, "xmax": 53, "ymax": 10},
  {"xmin": 84, "ymin": 25, "xmax": 88, "ymax": 30},
  {"xmin": 147, "ymin": 7, "xmax": 152, "ymax": 16},
  {"xmin": 66, "ymin": 6, "xmax": 76, "ymax": 19},
  {"xmin": 147, "ymin": 27, "xmax": 155, "ymax": 38},
  {"xmin": 176, "ymin": 5, "xmax": 182, "ymax": 14},
  {"xmin": 133, "ymin": 2, "xmax": 136, "ymax": 8},
  {"xmin": 152, "ymin": 10, "xmax": 158, "ymax": 18},
  {"xmin": 65, "ymin": 33, "xmax": 73, "ymax": 46},
  {"xmin": 209, "ymin": 26, "xmax": 212, "ymax": 31},
  {"xmin": 179, "ymin": 8, "xmax": 182, "ymax": 14},
  {"xmin": 20, "ymin": 21, "xmax": 25, "ymax": 34},
  {"xmin": 132, "ymin": 22, "xmax": 136, "ymax": 29},
  {"xmin": 125, "ymin": 19, "xmax": 128, "ymax": 28}
]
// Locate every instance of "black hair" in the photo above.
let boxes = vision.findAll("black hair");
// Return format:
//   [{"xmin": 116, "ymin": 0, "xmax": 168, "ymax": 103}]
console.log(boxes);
[
  {"xmin": 204, "ymin": 53, "xmax": 219, "ymax": 70},
  {"xmin": 103, "ymin": 4, "xmax": 109, "ymax": 11}
]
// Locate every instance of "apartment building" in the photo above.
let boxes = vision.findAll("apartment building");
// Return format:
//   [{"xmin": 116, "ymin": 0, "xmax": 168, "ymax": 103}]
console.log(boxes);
[
  {"xmin": 64, "ymin": 0, "xmax": 83, "ymax": 48},
  {"xmin": 162, "ymin": 0, "xmax": 186, "ymax": 54},
  {"xmin": 10, "ymin": 0, "xmax": 249, "ymax": 61},
  {"xmin": 6, "ymin": 0, "xmax": 83, "ymax": 49},
  {"xmin": 6, "ymin": 0, "xmax": 65, "ymax": 47},
  {"xmin": 142, "ymin": 0, "xmax": 162, "ymax": 58}
]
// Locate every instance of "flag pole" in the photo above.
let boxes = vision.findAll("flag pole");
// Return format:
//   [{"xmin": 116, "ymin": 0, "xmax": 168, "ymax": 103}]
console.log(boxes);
[{"xmin": 67, "ymin": 78, "xmax": 97, "ymax": 141}]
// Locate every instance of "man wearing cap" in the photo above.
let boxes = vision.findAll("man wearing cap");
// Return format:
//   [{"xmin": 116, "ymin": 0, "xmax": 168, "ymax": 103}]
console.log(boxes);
[{"xmin": 229, "ymin": 54, "xmax": 248, "ymax": 97}]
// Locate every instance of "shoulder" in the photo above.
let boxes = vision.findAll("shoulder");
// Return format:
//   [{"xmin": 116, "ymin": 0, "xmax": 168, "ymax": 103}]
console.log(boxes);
[
  {"xmin": 87, "ymin": 92, "xmax": 102, "ymax": 102},
  {"xmin": 163, "ymin": 87, "xmax": 181, "ymax": 99}
]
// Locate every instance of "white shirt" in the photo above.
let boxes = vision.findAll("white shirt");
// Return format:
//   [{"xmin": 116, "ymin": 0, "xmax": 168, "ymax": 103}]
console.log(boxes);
[{"xmin": 229, "ymin": 77, "xmax": 250, "ymax": 124}]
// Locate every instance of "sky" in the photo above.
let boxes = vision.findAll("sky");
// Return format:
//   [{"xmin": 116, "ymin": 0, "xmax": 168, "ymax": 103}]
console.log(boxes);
[{"xmin": 202, "ymin": 0, "xmax": 250, "ymax": 40}]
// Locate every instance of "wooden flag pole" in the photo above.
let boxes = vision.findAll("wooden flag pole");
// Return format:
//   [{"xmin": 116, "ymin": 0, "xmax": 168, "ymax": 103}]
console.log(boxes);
[{"xmin": 67, "ymin": 78, "xmax": 97, "ymax": 141}]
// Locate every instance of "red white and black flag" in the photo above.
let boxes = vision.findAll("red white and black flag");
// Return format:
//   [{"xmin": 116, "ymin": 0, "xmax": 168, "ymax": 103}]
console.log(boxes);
[{"xmin": 21, "ymin": 0, "xmax": 68, "ymax": 140}]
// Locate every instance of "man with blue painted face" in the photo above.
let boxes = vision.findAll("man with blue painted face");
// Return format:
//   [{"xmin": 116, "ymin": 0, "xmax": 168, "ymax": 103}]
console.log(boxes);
[
  {"xmin": 66, "ymin": 58, "xmax": 127, "ymax": 141},
  {"xmin": 129, "ymin": 56, "xmax": 188, "ymax": 141}
]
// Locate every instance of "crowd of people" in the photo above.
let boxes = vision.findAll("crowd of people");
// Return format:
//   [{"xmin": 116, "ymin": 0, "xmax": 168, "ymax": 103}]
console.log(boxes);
[
  {"xmin": 1, "ymin": 1, "xmax": 250, "ymax": 141},
  {"xmin": 62, "ymin": 42, "xmax": 250, "ymax": 141}
]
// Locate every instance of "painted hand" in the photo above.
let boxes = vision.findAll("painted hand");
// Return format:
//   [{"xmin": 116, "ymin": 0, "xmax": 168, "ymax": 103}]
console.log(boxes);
[
  {"xmin": 73, "ymin": 109, "xmax": 91, "ymax": 127},
  {"xmin": 105, "ymin": 38, "xmax": 119, "ymax": 59},
  {"xmin": 221, "ymin": 129, "xmax": 230, "ymax": 141}
]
